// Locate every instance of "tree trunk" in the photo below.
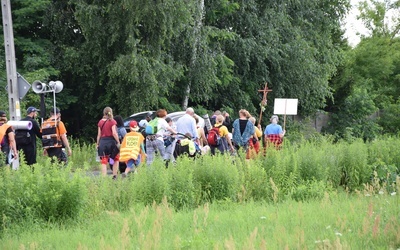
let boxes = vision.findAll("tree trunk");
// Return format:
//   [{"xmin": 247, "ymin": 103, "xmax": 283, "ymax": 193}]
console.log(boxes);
[{"xmin": 182, "ymin": 0, "xmax": 204, "ymax": 110}]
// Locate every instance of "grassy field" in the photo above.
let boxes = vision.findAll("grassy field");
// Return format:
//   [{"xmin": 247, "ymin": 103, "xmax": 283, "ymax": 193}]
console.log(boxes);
[{"xmin": 0, "ymin": 191, "xmax": 399, "ymax": 249}]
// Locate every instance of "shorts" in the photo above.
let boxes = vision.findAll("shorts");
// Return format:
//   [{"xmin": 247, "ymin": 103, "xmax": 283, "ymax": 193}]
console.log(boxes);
[
  {"xmin": 126, "ymin": 154, "xmax": 141, "ymax": 169},
  {"xmin": 47, "ymin": 147, "xmax": 68, "ymax": 163},
  {"xmin": 98, "ymin": 137, "xmax": 119, "ymax": 164}
]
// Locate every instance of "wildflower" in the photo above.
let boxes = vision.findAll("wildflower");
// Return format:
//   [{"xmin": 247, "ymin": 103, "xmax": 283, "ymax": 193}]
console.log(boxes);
[
  {"xmin": 390, "ymin": 192, "xmax": 396, "ymax": 196},
  {"xmin": 260, "ymin": 216, "xmax": 266, "ymax": 220},
  {"xmin": 335, "ymin": 232, "xmax": 342, "ymax": 236}
]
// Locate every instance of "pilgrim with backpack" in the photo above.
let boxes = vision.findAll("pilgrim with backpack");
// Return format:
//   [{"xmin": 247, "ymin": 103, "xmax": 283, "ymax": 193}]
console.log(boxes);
[{"xmin": 208, "ymin": 114, "xmax": 234, "ymax": 155}]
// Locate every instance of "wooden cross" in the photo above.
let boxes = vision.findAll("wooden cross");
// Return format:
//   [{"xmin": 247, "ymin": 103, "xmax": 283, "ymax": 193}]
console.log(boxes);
[{"xmin": 258, "ymin": 82, "xmax": 272, "ymax": 126}]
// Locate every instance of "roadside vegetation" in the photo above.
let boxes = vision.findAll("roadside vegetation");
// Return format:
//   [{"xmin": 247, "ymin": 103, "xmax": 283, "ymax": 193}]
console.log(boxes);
[{"xmin": 1, "ymin": 135, "xmax": 399, "ymax": 248}]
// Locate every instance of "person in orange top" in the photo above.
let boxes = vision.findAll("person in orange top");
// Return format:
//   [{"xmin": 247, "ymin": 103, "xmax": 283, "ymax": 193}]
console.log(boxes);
[
  {"xmin": 0, "ymin": 110, "xmax": 18, "ymax": 166},
  {"xmin": 210, "ymin": 114, "xmax": 234, "ymax": 155},
  {"xmin": 119, "ymin": 120, "xmax": 146, "ymax": 177},
  {"xmin": 42, "ymin": 108, "xmax": 71, "ymax": 164}
]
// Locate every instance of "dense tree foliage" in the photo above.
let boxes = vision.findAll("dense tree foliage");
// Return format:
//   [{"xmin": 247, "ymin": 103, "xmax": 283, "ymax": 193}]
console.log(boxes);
[
  {"xmin": 326, "ymin": 0, "xmax": 400, "ymax": 139},
  {"xmin": 2, "ymin": 0, "xmax": 351, "ymax": 140}
]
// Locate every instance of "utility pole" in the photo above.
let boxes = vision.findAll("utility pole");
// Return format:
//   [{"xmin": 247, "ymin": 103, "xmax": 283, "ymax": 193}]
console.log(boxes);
[{"xmin": 2, "ymin": 0, "xmax": 20, "ymax": 120}]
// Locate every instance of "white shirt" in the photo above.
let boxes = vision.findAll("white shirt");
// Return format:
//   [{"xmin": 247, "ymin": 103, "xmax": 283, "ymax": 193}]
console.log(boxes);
[
  {"xmin": 176, "ymin": 114, "xmax": 198, "ymax": 139},
  {"xmin": 156, "ymin": 118, "xmax": 170, "ymax": 142}
]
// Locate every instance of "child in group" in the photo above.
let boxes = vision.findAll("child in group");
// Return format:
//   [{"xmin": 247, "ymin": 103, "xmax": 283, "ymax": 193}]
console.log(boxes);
[
  {"xmin": 179, "ymin": 132, "xmax": 197, "ymax": 156},
  {"xmin": 119, "ymin": 121, "xmax": 146, "ymax": 177}
]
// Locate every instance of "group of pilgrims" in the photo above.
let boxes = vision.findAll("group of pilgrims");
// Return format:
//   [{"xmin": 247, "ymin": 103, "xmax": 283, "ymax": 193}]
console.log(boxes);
[{"xmin": 97, "ymin": 107, "xmax": 285, "ymax": 179}]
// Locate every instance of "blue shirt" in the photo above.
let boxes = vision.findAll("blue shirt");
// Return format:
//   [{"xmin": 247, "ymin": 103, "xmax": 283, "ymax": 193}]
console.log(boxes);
[
  {"xmin": 176, "ymin": 114, "xmax": 198, "ymax": 139},
  {"xmin": 264, "ymin": 124, "xmax": 283, "ymax": 135}
]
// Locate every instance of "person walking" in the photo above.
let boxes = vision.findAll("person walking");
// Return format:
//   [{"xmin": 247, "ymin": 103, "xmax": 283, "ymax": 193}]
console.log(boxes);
[
  {"xmin": 96, "ymin": 107, "xmax": 120, "ymax": 178},
  {"xmin": 163, "ymin": 117, "xmax": 177, "ymax": 163},
  {"xmin": 195, "ymin": 116, "xmax": 210, "ymax": 154},
  {"xmin": 146, "ymin": 109, "xmax": 177, "ymax": 165},
  {"xmin": 114, "ymin": 115, "xmax": 127, "ymax": 173},
  {"xmin": 119, "ymin": 120, "xmax": 146, "ymax": 177},
  {"xmin": 42, "ymin": 108, "xmax": 72, "ymax": 164},
  {"xmin": 16, "ymin": 107, "xmax": 42, "ymax": 165},
  {"xmin": 0, "ymin": 111, "xmax": 18, "ymax": 166},
  {"xmin": 139, "ymin": 112, "xmax": 153, "ymax": 129},
  {"xmin": 114, "ymin": 115, "xmax": 127, "ymax": 142},
  {"xmin": 231, "ymin": 109, "xmax": 254, "ymax": 156},
  {"xmin": 247, "ymin": 116, "xmax": 262, "ymax": 159},
  {"xmin": 210, "ymin": 110, "xmax": 231, "ymax": 129},
  {"xmin": 209, "ymin": 114, "xmax": 234, "ymax": 155},
  {"xmin": 176, "ymin": 108, "xmax": 199, "ymax": 145},
  {"xmin": 264, "ymin": 115, "xmax": 285, "ymax": 149}
]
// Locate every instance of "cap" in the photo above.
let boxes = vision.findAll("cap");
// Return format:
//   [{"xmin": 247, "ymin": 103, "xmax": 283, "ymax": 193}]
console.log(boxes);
[
  {"xmin": 129, "ymin": 120, "xmax": 139, "ymax": 131},
  {"xmin": 27, "ymin": 106, "xmax": 39, "ymax": 114},
  {"xmin": 146, "ymin": 112, "xmax": 153, "ymax": 117},
  {"xmin": 0, "ymin": 110, "xmax": 6, "ymax": 117},
  {"xmin": 50, "ymin": 107, "xmax": 61, "ymax": 114}
]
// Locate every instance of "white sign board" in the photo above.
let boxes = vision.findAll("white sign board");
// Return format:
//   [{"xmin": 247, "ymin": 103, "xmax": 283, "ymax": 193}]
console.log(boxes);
[{"xmin": 273, "ymin": 98, "xmax": 298, "ymax": 115}]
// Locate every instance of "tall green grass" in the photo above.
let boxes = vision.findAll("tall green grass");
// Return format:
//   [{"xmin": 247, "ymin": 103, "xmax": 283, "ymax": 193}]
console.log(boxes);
[{"xmin": 0, "ymin": 136, "xmax": 399, "ymax": 245}]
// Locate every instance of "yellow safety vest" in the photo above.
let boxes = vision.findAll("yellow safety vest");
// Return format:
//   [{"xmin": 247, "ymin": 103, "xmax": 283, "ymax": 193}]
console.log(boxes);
[{"xmin": 119, "ymin": 131, "xmax": 145, "ymax": 162}]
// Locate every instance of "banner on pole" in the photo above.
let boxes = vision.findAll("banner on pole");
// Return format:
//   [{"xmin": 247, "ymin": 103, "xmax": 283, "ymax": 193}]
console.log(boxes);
[{"xmin": 273, "ymin": 98, "xmax": 298, "ymax": 115}]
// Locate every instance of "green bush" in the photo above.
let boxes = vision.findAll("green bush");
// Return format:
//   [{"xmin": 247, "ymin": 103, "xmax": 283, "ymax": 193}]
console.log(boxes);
[
  {"xmin": 0, "ymin": 162, "xmax": 87, "ymax": 230},
  {"xmin": 192, "ymin": 154, "xmax": 240, "ymax": 203},
  {"xmin": 297, "ymin": 141, "xmax": 329, "ymax": 182},
  {"xmin": 131, "ymin": 160, "xmax": 170, "ymax": 206},
  {"xmin": 237, "ymin": 159, "xmax": 271, "ymax": 202},
  {"xmin": 339, "ymin": 140, "xmax": 372, "ymax": 191},
  {"xmin": 290, "ymin": 180, "xmax": 327, "ymax": 202},
  {"xmin": 378, "ymin": 102, "xmax": 400, "ymax": 135},
  {"xmin": 167, "ymin": 157, "xmax": 196, "ymax": 209},
  {"xmin": 68, "ymin": 140, "xmax": 98, "ymax": 171}
]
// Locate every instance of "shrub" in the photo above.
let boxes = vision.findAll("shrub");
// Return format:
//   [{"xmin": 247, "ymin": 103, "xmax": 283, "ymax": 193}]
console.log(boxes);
[
  {"xmin": 167, "ymin": 157, "xmax": 196, "ymax": 209},
  {"xmin": 131, "ymin": 160, "xmax": 170, "ymax": 206},
  {"xmin": 290, "ymin": 180, "xmax": 327, "ymax": 202},
  {"xmin": 237, "ymin": 159, "xmax": 271, "ymax": 202},
  {"xmin": 297, "ymin": 141, "xmax": 328, "ymax": 182},
  {"xmin": 192, "ymin": 154, "xmax": 240, "ymax": 203},
  {"xmin": 339, "ymin": 140, "xmax": 372, "ymax": 191},
  {"xmin": 0, "ymin": 162, "xmax": 88, "ymax": 230}
]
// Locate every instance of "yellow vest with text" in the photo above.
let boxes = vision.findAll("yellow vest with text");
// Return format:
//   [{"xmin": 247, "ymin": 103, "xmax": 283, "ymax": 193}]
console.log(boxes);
[{"xmin": 119, "ymin": 131, "xmax": 145, "ymax": 162}]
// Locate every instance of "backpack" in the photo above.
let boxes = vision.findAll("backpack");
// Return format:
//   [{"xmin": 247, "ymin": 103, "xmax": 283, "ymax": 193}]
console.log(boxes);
[
  {"xmin": 207, "ymin": 125, "xmax": 222, "ymax": 146},
  {"xmin": 15, "ymin": 129, "xmax": 31, "ymax": 146},
  {"xmin": 145, "ymin": 117, "xmax": 159, "ymax": 135},
  {"xmin": 41, "ymin": 119, "xmax": 62, "ymax": 149}
]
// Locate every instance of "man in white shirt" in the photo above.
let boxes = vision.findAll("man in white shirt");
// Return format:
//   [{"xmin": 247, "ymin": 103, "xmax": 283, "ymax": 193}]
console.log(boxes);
[{"xmin": 176, "ymin": 107, "xmax": 199, "ymax": 144}]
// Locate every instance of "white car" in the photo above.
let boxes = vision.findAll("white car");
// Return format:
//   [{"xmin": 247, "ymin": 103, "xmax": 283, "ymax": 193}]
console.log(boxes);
[{"xmin": 123, "ymin": 111, "xmax": 155, "ymax": 131}]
